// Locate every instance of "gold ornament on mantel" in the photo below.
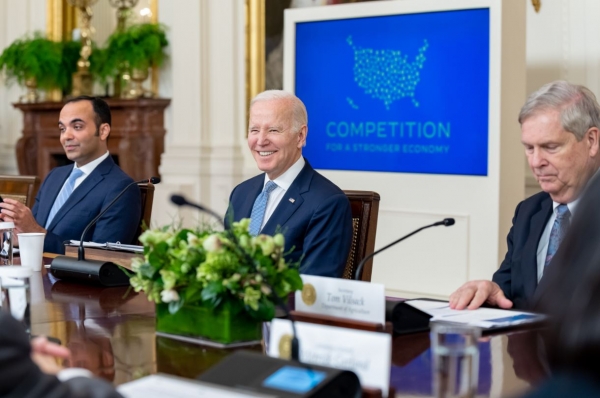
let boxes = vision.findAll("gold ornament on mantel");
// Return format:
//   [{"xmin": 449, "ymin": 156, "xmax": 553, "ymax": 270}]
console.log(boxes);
[
  {"xmin": 109, "ymin": 0, "xmax": 140, "ymax": 32},
  {"xmin": 67, "ymin": 0, "xmax": 99, "ymax": 96},
  {"xmin": 109, "ymin": 0, "xmax": 139, "ymax": 97}
]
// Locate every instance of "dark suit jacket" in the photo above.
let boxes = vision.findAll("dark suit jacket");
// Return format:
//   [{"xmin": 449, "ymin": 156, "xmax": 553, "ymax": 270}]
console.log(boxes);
[
  {"xmin": 521, "ymin": 373, "xmax": 600, "ymax": 398},
  {"xmin": 0, "ymin": 312, "xmax": 122, "ymax": 398},
  {"xmin": 492, "ymin": 191, "xmax": 553, "ymax": 310},
  {"xmin": 32, "ymin": 156, "xmax": 141, "ymax": 254},
  {"xmin": 225, "ymin": 161, "xmax": 353, "ymax": 277}
]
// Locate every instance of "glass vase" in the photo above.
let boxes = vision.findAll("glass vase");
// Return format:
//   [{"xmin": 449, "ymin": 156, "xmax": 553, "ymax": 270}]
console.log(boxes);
[{"xmin": 155, "ymin": 302, "xmax": 262, "ymax": 344}]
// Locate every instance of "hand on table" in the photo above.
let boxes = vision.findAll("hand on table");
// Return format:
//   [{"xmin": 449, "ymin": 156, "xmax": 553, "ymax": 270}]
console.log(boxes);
[
  {"xmin": 449, "ymin": 280, "xmax": 513, "ymax": 310},
  {"xmin": 31, "ymin": 336, "xmax": 71, "ymax": 375}
]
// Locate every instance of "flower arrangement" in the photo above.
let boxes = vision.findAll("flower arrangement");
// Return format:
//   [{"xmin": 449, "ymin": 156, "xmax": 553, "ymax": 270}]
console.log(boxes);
[{"xmin": 130, "ymin": 218, "xmax": 303, "ymax": 322}]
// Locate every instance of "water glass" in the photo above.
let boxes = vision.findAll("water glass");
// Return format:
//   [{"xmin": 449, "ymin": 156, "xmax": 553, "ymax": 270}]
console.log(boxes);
[
  {"xmin": 0, "ymin": 266, "xmax": 32, "ymax": 334},
  {"xmin": 430, "ymin": 321, "xmax": 481, "ymax": 398}
]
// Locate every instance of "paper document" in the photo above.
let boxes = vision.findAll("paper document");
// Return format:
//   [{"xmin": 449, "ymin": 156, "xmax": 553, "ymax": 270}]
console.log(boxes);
[
  {"xmin": 118, "ymin": 374, "xmax": 274, "ymax": 398},
  {"xmin": 69, "ymin": 241, "xmax": 143, "ymax": 253},
  {"xmin": 406, "ymin": 299, "xmax": 545, "ymax": 328}
]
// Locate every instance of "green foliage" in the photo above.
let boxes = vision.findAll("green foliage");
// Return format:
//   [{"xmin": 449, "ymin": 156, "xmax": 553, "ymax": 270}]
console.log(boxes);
[
  {"xmin": 130, "ymin": 219, "xmax": 303, "ymax": 322},
  {"xmin": 0, "ymin": 33, "xmax": 63, "ymax": 90},
  {"xmin": 59, "ymin": 41, "xmax": 82, "ymax": 94},
  {"xmin": 105, "ymin": 23, "xmax": 169, "ymax": 73}
]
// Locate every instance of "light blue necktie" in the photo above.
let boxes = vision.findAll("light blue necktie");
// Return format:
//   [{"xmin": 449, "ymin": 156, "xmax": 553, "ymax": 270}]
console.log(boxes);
[
  {"xmin": 249, "ymin": 181, "xmax": 278, "ymax": 236},
  {"xmin": 45, "ymin": 168, "xmax": 84, "ymax": 228},
  {"xmin": 545, "ymin": 204, "xmax": 571, "ymax": 267}
]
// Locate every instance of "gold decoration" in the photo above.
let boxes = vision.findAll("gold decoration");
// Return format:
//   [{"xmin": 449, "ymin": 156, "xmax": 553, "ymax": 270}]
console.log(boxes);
[
  {"xmin": 246, "ymin": 0, "xmax": 265, "ymax": 113},
  {"xmin": 109, "ymin": 0, "xmax": 140, "ymax": 32},
  {"xmin": 109, "ymin": 0, "xmax": 139, "ymax": 97},
  {"xmin": 68, "ymin": 0, "xmax": 98, "ymax": 96},
  {"xmin": 20, "ymin": 78, "xmax": 40, "ymax": 103},
  {"xmin": 532, "ymin": 0, "xmax": 541, "ymax": 13},
  {"xmin": 123, "ymin": 67, "xmax": 153, "ymax": 99},
  {"xmin": 278, "ymin": 333, "xmax": 293, "ymax": 360},
  {"xmin": 46, "ymin": 0, "xmax": 78, "ymax": 101},
  {"xmin": 301, "ymin": 283, "xmax": 317, "ymax": 306}
]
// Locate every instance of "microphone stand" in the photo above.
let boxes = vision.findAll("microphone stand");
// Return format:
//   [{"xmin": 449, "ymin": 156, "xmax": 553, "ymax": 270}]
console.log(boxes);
[
  {"xmin": 78, "ymin": 177, "xmax": 160, "ymax": 260},
  {"xmin": 50, "ymin": 177, "xmax": 160, "ymax": 287},
  {"xmin": 170, "ymin": 195, "xmax": 224, "ymax": 227},
  {"xmin": 354, "ymin": 218, "xmax": 455, "ymax": 280}
]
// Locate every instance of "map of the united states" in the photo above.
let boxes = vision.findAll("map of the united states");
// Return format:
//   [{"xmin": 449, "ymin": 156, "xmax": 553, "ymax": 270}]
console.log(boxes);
[{"xmin": 347, "ymin": 36, "xmax": 429, "ymax": 110}]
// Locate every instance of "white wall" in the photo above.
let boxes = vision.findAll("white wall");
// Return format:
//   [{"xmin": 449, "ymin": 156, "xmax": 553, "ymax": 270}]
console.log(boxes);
[
  {"xmin": 153, "ymin": 0, "xmax": 246, "ymax": 228},
  {"xmin": 0, "ymin": 0, "xmax": 46, "ymax": 175}
]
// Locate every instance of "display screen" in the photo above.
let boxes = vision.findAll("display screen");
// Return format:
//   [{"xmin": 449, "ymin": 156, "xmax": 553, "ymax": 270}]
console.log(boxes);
[
  {"xmin": 262, "ymin": 366, "xmax": 326, "ymax": 393},
  {"xmin": 295, "ymin": 8, "xmax": 490, "ymax": 176}
]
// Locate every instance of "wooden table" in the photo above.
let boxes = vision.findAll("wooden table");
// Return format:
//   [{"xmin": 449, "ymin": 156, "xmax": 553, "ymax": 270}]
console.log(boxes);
[{"xmin": 30, "ymin": 260, "xmax": 546, "ymax": 397}]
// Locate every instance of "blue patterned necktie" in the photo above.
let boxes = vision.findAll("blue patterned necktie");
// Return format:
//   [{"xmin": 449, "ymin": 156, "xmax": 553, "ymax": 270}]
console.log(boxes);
[
  {"xmin": 545, "ymin": 204, "xmax": 571, "ymax": 267},
  {"xmin": 248, "ymin": 181, "xmax": 278, "ymax": 236},
  {"xmin": 45, "ymin": 168, "xmax": 84, "ymax": 228}
]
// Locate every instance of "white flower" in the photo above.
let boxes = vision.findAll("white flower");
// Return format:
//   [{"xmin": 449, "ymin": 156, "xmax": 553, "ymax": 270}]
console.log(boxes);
[
  {"xmin": 203, "ymin": 234, "xmax": 222, "ymax": 252},
  {"xmin": 160, "ymin": 289, "xmax": 180, "ymax": 303},
  {"xmin": 187, "ymin": 232, "xmax": 199, "ymax": 246}
]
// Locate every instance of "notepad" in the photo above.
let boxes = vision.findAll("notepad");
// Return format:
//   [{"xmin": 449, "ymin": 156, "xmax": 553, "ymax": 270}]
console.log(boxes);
[{"xmin": 406, "ymin": 299, "xmax": 545, "ymax": 329}]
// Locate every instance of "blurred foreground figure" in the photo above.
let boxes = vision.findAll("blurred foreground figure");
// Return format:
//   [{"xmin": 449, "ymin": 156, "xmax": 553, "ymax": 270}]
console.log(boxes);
[
  {"xmin": 522, "ymin": 172, "xmax": 600, "ymax": 397},
  {"xmin": 0, "ymin": 312, "xmax": 121, "ymax": 398}
]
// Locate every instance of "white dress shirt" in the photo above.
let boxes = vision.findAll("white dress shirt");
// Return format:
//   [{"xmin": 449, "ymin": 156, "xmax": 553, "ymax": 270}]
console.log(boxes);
[
  {"xmin": 54, "ymin": 151, "xmax": 110, "ymax": 196},
  {"xmin": 259, "ymin": 156, "xmax": 305, "ymax": 230}
]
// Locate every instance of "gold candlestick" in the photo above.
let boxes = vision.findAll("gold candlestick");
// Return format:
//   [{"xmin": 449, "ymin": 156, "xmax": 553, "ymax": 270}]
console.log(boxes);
[{"xmin": 67, "ymin": 0, "xmax": 99, "ymax": 96}]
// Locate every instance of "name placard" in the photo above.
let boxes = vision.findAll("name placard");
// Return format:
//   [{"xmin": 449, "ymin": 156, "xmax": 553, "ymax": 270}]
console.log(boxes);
[
  {"xmin": 295, "ymin": 275, "xmax": 385, "ymax": 324},
  {"xmin": 269, "ymin": 319, "xmax": 392, "ymax": 397}
]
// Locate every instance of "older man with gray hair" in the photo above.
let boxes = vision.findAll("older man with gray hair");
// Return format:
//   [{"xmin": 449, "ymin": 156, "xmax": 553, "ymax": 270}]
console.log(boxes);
[
  {"xmin": 450, "ymin": 80, "xmax": 600, "ymax": 310},
  {"xmin": 225, "ymin": 90, "xmax": 353, "ymax": 277}
]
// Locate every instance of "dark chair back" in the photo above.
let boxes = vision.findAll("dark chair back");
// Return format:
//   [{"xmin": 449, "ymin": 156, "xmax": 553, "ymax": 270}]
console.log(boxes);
[
  {"xmin": 342, "ymin": 190, "xmax": 380, "ymax": 281},
  {"xmin": 137, "ymin": 183, "xmax": 155, "ymax": 244},
  {"xmin": 0, "ymin": 175, "xmax": 40, "ymax": 208}
]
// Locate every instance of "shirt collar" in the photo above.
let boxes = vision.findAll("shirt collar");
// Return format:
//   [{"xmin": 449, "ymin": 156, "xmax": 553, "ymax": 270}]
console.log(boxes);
[
  {"xmin": 75, "ymin": 151, "xmax": 110, "ymax": 176},
  {"xmin": 552, "ymin": 199, "xmax": 579, "ymax": 216},
  {"xmin": 263, "ymin": 156, "xmax": 305, "ymax": 191}
]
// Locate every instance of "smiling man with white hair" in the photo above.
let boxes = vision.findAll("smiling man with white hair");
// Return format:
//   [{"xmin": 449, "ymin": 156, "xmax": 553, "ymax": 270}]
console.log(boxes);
[{"xmin": 225, "ymin": 90, "xmax": 353, "ymax": 277}]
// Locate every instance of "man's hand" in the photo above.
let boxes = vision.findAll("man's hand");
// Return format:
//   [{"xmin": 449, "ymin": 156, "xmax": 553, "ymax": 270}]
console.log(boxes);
[
  {"xmin": 31, "ymin": 336, "xmax": 71, "ymax": 375},
  {"xmin": 449, "ymin": 280, "xmax": 513, "ymax": 310},
  {"xmin": 0, "ymin": 198, "xmax": 45, "ymax": 236}
]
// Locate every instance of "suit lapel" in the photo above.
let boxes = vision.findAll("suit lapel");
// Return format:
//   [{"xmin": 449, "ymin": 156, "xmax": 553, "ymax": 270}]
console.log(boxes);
[
  {"xmin": 262, "ymin": 163, "xmax": 313, "ymax": 235},
  {"xmin": 36, "ymin": 167, "xmax": 71, "ymax": 227},
  {"xmin": 523, "ymin": 195, "xmax": 553, "ymax": 299},
  {"xmin": 47, "ymin": 157, "xmax": 113, "ymax": 230},
  {"xmin": 238, "ymin": 177, "xmax": 264, "ymax": 219}
]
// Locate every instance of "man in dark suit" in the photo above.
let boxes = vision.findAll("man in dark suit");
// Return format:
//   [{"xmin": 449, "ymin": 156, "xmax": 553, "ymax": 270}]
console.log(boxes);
[
  {"xmin": 0, "ymin": 312, "xmax": 122, "ymax": 398},
  {"xmin": 225, "ymin": 90, "xmax": 352, "ymax": 277},
  {"xmin": 450, "ymin": 81, "xmax": 600, "ymax": 310},
  {"xmin": 0, "ymin": 96, "xmax": 141, "ymax": 254}
]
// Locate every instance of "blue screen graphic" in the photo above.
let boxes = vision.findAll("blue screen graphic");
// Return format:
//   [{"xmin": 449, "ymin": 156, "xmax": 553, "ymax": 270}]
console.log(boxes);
[
  {"xmin": 295, "ymin": 8, "xmax": 490, "ymax": 176},
  {"xmin": 263, "ymin": 366, "xmax": 326, "ymax": 393}
]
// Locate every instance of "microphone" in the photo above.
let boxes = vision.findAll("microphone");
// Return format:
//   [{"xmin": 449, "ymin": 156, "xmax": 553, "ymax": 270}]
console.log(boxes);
[
  {"xmin": 170, "ymin": 194, "xmax": 224, "ymax": 226},
  {"xmin": 354, "ymin": 218, "xmax": 455, "ymax": 280},
  {"xmin": 50, "ymin": 177, "xmax": 160, "ymax": 287},
  {"xmin": 170, "ymin": 195, "xmax": 301, "ymax": 361}
]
